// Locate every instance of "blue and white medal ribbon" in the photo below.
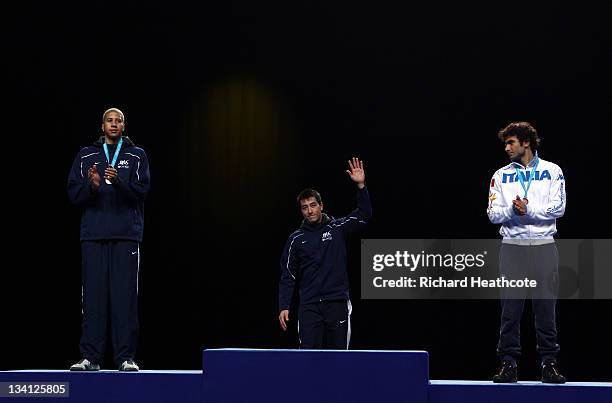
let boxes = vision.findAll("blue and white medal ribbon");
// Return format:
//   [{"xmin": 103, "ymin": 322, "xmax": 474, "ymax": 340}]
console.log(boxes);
[
  {"xmin": 102, "ymin": 137, "xmax": 123, "ymax": 184},
  {"xmin": 514, "ymin": 153, "xmax": 539, "ymax": 200}
]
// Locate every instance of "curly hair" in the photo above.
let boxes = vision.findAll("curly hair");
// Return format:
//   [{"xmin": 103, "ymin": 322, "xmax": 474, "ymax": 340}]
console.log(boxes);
[{"xmin": 497, "ymin": 122, "xmax": 540, "ymax": 151}]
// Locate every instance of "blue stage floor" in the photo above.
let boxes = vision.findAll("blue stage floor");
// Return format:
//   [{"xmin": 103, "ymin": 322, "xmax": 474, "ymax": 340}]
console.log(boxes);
[
  {"xmin": 430, "ymin": 380, "xmax": 612, "ymax": 403},
  {"xmin": 1, "ymin": 350, "xmax": 611, "ymax": 402}
]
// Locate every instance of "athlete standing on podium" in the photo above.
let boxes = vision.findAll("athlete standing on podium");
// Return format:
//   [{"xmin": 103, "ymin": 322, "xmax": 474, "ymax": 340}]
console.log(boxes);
[
  {"xmin": 67, "ymin": 108, "xmax": 150, "ymax": 371},
  {"xmin": 487, "ymin": 122, "xmax": 566, "ymax": 383},
  {"xmin": 278, "ymin": 158, "xmax": 371, "ymax": 349}
]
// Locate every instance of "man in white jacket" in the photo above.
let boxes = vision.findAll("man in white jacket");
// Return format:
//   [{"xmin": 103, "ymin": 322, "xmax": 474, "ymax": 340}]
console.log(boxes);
[{"xmin": 487, "ymin": 122, "xmax": 566, "ymax": 384}]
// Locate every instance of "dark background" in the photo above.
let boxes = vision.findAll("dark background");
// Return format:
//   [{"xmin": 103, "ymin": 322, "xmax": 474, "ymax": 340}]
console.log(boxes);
[{"xmin": 3, "ymin": 1, "xmax": 611, "ymax": 381}]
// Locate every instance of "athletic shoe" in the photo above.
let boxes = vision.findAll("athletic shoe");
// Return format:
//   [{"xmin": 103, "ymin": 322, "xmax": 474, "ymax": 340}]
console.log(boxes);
[
  {"xmin": 70, "ymin": 358, "xmax": 100, "ymax": 371},
  {"xmin": 492, "ymin": 360, "xmax": 517, "ymax": 383},
  {"xmin": 542, "ymin": 361, "xmax": 566, "ymax": 384},
  {"xmin": 119, "ymin": 360, "xmax": 139, "ymax": 372}
]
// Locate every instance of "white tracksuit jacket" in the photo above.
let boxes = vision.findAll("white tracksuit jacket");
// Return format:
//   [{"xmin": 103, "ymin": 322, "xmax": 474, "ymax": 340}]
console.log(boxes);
[{"xmin": 487, "ymin": 155, "xmax": 566, "ymax": 241}]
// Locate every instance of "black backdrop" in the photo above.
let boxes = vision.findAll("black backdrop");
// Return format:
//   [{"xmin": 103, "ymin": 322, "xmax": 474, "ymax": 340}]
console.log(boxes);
[{"xmin": 3, "ymin": 1, "xmax": 611, "ymax": 381}]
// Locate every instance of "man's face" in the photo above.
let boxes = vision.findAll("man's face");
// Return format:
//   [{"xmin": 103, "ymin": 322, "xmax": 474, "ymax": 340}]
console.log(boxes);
[
  {"xmin": 102, "ymin": 111, "xmax": 125, "ymax": 140},
  {"xmin": 504, "ymin": 135, "xmax": 529, "ymax": 162},
  {"xmin": 300, "ymin": 197, "xmax": 323, "ymax": 224}
]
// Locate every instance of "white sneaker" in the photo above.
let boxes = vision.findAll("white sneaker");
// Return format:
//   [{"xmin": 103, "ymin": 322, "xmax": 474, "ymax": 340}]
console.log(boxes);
[
  {"xmin": 70, "ymin": 358, "xmax": 100, "ymax": 371},
  {"xmin": 119, "ymin": 360, "xmax": 139, "ymax": 372}
]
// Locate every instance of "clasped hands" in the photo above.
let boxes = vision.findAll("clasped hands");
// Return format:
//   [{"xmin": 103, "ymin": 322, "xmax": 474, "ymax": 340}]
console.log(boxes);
[
  {"xmin": 87, "ymin": 165, "xmax": 118, "ymax": 190},
  {"xmin": 512, "ymin": 195, "xmax": 528, "ymax": 216}
]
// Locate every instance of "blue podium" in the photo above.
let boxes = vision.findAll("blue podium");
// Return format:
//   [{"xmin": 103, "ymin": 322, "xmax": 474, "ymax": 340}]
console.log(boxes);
[
  {"xmin": 1, "ymin": 350, "xmax": 611, "ymax": 402},
  {"xmin": 203, "ymin": 349, "xmax": 429, "ymax": 403}
]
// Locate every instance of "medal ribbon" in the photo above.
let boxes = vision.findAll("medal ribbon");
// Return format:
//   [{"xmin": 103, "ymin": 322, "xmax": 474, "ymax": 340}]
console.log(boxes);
[
  {"xmin": 514, "ymin": 153, "xmax": 539, "ymax": 199},
  {"xmin": 103, "ymin": 137, "xmax": 123, "ymax": 167}
]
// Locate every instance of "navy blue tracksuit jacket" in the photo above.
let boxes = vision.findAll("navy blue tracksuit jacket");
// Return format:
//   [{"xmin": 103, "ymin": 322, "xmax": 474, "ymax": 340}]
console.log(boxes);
[
  {"xmin": 279, "ymin": 187, "xmax": 372, "ymax": 311},
  {"xmin": 67, "ymin": 136, "xmax": 150, "ymax": 241}
]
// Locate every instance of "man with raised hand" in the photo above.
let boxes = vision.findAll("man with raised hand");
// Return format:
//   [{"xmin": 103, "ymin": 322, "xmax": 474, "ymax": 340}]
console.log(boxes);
[{"xmin": 279, "ymin": 157, "xmax": 371, "ymax": 349}]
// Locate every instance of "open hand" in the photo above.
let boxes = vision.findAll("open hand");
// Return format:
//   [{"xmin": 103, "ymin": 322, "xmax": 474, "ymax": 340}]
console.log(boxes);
[{"xmin": 346, "ymin": 157, "xmax": 365, "ymax": 189}]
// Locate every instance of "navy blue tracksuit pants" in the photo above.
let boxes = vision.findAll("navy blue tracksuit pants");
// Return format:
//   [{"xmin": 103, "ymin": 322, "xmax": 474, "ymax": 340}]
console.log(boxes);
[
  {"xmin": 298, "ymin": 300, "xmax": 352, "ymax": 349},
  {"xmin": 497, "ymin": 243, "xmax": 560, "ymax": 364},
  {"xmin": 80, "ymin": 240, "xmax": 139, "ymax": 366}
]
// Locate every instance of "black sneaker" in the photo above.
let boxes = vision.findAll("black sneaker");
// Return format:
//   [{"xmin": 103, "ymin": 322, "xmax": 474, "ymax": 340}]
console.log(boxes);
[
  {"xmin": 119, "ymin": 360, "xmax": 139, "ymax": 372},
  {"xmin": 70, "ymin": 358, "xmax": 100, "ymax": 371},
  {"xmin": 542, "ymin": 361, "xmax": 566, "ymax": 384},
  {"xmin": 492, "ymin": 360, "xmax": 517, "ymax": 383}
]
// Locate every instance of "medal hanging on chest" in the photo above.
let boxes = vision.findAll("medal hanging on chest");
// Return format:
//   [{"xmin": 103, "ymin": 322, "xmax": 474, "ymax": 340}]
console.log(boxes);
[
  {"xmin": 103, "ymin": 138, "xmax": 123, "ymax": 185},
  {"xmin": 514, "ymin": 153, "xmax": 539, "ymax": 204}
]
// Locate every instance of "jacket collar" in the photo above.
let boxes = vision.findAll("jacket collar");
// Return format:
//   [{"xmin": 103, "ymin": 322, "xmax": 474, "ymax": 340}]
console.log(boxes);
[
  {"xmin": 511, "ymin": 151, "xmax": 539, "ymax": 170},
  {"xmin": 300, "ymin": 213, "xmax": 332, "ymax": 231},
  {"xmin": 93, "ymin": 136, "xmax": 135, "ymax": 147}
]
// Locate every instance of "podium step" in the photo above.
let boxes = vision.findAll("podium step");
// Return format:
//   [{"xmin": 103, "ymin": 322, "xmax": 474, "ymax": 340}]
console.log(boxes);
[
  {"xmin": 0, "ymin": 370, "xmax": 201, "ymax": 403},
  {"xmin": 202, "ymin": 348, "xmax": 429, "ymax": 403},
  {"xmin": 429, "ymin": 380, "xmax": 612, "ymax": 403}
]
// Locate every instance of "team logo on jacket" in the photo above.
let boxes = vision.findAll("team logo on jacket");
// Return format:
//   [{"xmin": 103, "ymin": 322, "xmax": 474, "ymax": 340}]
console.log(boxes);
[
  {"xmin": 322, "ymin": 231, "xmax": 333, "ymax": 242},
  {"xmin": 117, "ymin": 160, "xmax": 130, "ymax": 169},
  {"xmin": 502, "ymin": 170, "xmax": 551, "ymax": 183}
]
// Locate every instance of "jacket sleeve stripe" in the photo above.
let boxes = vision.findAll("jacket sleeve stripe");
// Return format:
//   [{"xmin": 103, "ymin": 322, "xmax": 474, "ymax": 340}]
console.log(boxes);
[
  {"xmin": 330, "ymin": 216, "xmax": 358, "ymax": 227},
  {"xmin": 546, "ymin": 181, "xmax": 566, "ymax": 215},
  {"xmin": 286, "ymin": 233, "xmax": 303, "ymax": 279}
]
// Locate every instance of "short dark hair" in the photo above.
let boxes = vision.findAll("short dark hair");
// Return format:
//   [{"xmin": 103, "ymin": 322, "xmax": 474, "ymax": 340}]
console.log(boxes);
[
  {"xmin": 102, "ymin": 107, "xmax": 125, "ymax": 123},
  {"xmin": 497, "ymin": 121, "xmax": 540, "ymax": 151},
  {"xmin": 297, "ymin": 189, "xmax": 322, "ymax": 206}
]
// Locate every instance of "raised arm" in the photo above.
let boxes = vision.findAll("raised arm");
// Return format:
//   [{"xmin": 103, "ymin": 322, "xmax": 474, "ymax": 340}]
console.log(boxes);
[{"xmin": 334, "ymin": 157, "xmax": 372, "ymax": 235}]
